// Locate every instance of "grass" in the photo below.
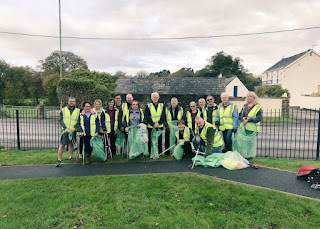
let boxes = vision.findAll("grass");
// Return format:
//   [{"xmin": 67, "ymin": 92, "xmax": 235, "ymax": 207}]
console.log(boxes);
[
  {"xmin": 262, "ymin": 117, "xmax": 300, "ymax": 123},
  {"xmin": 0, "ymin": 149, "xmax": 174, "ymax": 166},
  {"xmin": 250, "ymin": 158, "xmax": 320, "ymax": 172},
  {"xmin": 0, "ymin": 173, "xmax": 319, "ymax": 228}
]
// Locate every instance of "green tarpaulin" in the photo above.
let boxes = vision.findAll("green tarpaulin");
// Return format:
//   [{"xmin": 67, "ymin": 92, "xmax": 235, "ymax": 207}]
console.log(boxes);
[
  {"xmin": 168, "ymin": 121, "xmax": 179, "ymax": 153},
  {"xmin": 191, "ymin": 153, "xmax": 226, "ymax": 168},
  {"xmin": 90, "ymin": 135, "xmax": 107, "ymax": 161},
  {"xmin": 128, "ymin": 126, "xmax": 148, "ymax": 159}
]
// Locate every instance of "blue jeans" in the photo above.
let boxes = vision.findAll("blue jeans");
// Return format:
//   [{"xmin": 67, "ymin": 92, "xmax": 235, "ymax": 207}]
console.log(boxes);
[
  {"xmin": 222, "ymin": 129, "xmax": 233, "ymax": 152},
  {"xmin": 192, "ymin": 138, "xmax": 222, "ymax": 155}
]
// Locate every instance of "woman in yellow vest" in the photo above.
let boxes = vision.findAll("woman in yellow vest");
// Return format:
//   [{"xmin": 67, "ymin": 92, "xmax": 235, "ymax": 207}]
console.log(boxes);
[
  {"xmin": 185, "ymin": 101, "xmax": 201, "ymax": 134},
  {"xmin": 77, "ymin": 102, "xmax": 100, "ymax": 164},
  {"xmin": 239, "ymin": 92, "xmax": 263, "ymax": 134},
  {"xmin": 175, "ymin": 120, "xmax": 194, "ymax": 158},
  {"xmin": 104, "ymin": 98, "xmax": 119, "ymax": 157},
  {"xmin": 93, "ymin": 99, "xmax": 107, "ymax": 135},
  {"xmin": 144, "ymin": 92, "xmax": 166, "ymax": 155},
  {"xmin": 215, "ymin": 93, "xmax": 238, "ymax": 152}
]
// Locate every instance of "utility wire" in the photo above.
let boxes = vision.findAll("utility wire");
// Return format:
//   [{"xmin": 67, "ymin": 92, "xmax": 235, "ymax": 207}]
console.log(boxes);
[{"xmin": 0, "ymin": 26, "xmax": 319, "ymax": 41}]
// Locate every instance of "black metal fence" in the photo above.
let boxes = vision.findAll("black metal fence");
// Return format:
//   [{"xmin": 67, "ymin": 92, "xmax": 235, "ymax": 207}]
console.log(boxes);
[{"xmin": 0, "ymin": 106, "xmax": 319, "ymax": 160}]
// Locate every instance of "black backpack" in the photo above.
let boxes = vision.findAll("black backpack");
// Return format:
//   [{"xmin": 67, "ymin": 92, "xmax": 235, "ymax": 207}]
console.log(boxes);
[{"xmin": 308, "ymin": 169, "xmax": 320, "ymax": 190}]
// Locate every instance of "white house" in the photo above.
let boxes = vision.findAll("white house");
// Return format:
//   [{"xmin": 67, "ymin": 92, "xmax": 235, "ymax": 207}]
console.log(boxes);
[
  {"xmin": 225, "ymin": 76, "xmax": 249, "ymax": 97},
  {"xmin": 261, "ymin": 49, "xmax": 320, "ymax": 108}
]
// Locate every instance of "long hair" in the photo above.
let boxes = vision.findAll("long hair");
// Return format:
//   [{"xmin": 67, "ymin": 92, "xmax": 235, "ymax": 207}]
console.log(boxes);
[{"xmin": 245, "ymin": 91, "xmax": 259, "ymax": 105}]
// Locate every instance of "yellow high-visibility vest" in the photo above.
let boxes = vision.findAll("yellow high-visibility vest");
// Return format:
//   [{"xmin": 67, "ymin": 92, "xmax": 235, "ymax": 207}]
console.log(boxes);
[
  {"xmin": 124, "ymin": 109, "xmax": 144, "ymax": 126},
  {"xmin": 147, "ymin": 103, "xmax": 164, "ymax": 128},
  {"xmin": 93, "ymin": 108, "xmax": 104, "ymax": 133},
  {"xmin": 121, "ymin": 103, "xmax": 130, "ymax": 122},
  {"xmin": 245, "ymin": 104, "xmax": 262, "ymax": 132},
  {"xmin": 198, "ymin": 107, "xmax": 207, "ymax": 122},
  {"xmin": 186, "ymin": 110, "xmax": 201, "ymax": 131},
  {"xmin": 105, "ymin": 109, "xmax": 119, "ymax": 133},
  {"xmin": 80, "ymin": 113, "xmax": 97, "ymax": 136},
  {"xmin": 218, "ymin": 104, "xmax": 236, "ymax": 131},
  {"xmin": 175, "ymin": 126, "xmax": 194, "ymax": 150},
  {"xmin": 195, "ymin": 122, "xmax": 223, "ymax": 147},
  {"xmin": 62, "ymin": 107, "xmax": 80, "ymax": 130},
  {"xmin": 166, "ymin": 107, "xmax": 183, "ymax": 125}
]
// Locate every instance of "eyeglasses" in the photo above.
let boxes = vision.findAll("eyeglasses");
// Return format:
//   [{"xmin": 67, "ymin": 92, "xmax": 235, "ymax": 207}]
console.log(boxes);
[
  {"xmin": 207, "ymin": 98, "xmax": 213, "ymax": 101},
  {"xmin": 190, "ymin": 105, "xmax": 196, "ymax": 107},
  {"xmin": 132, "ymin": 104, "xmax": 138, "ymax": 106}
]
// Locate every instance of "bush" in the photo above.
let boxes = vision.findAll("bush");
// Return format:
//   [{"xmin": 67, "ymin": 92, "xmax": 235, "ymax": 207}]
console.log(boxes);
[{"xmin": 255, "ymin": 85, "xmax": 290, "ymax": 98}]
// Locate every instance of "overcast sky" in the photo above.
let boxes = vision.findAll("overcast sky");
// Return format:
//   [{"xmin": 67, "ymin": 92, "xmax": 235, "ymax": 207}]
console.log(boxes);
[{"xmin": 1, "ymin": 0, "xmax": 319, "ymax": 76}]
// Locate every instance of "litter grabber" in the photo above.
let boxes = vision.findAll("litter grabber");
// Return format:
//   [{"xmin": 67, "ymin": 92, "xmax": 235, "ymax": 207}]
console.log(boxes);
[
  {"xmin": 159, "ymin": 144, "xmax": 175, "ymax": 157},
  {"xmin": 191, "ymin": 136, "xmax": 201, "ymax": 170},
  {"xmin": 104, "ymin": 133, "xmax": 113, "ymax": 160}
]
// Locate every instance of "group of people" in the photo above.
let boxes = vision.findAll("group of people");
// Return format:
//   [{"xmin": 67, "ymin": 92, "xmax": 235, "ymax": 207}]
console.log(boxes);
[{"xmin": 56, "ymin": 91, "xmax": 262, "ymax": 167}]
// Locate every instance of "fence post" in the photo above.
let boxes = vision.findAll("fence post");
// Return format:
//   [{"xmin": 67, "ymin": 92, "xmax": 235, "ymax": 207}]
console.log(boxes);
[
  {"xmin": 316, "ymin": 109, "xmax": 320, "ymax": 160},
  {"xmin": 16, "ymin": 110, "xmax": 21, "ymax": 150}
]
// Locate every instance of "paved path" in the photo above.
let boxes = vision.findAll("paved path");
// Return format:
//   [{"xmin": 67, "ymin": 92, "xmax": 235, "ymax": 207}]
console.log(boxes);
[{"xmin": 0, "ymin": 160, "xmax": 318, "ymax": 200}]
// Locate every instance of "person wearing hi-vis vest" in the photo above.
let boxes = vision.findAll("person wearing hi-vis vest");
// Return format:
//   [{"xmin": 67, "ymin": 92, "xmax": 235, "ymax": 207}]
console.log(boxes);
[
  {"xmin": 204, "ymin": 95, "xmax": 219, "ymax": 124},
  {"xmin": 185, "ymin": 101, "xmax": 201, "ymax": 134},
  {"xmin": 215, "ymin": 92, "xmax": 239, "ymax": 153},
  {"xmin": 239, "ymin": 91, "xmax": 263, "ymax": 134},
  {"xmin": 56, "ymin": 97, "xmax": 80, "ymax": 167},
  {"xmin": 192, "ymin": 117, "xmax": 223, "ymax": 155},
  {"xmin": 164, "ymin": 97, "xmax": 184, "ymax": 154},
  {"xmin": 144, "ymin": 92, "xmax": 166, "ymax": 155},
  {"xmin": 77, "ymin": 102, "xmax": 100, "ymax": 164},
  {"xmin": 120, "ymin": 94, "xmax": 133, "ymax": 131},
  {"xmin": 198, "ymin": 98, "xmax": 207, "ymax": 120},
  {"xmin": 93, "ymin": 99, "xmax": 107, "ymax": 136},
  {"xmin": 175, "ymin": 119, "xmax": 194, "ymax": 158},
  {"xmin": 104, "ymin": 98, "xmax": 119, "ymax": 157}
]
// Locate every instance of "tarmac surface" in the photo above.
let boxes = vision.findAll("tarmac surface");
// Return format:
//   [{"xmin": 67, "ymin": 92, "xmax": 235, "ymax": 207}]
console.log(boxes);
[{"xmin": 0, "ymin": 160, "xmax": 319, "ymax": 200}]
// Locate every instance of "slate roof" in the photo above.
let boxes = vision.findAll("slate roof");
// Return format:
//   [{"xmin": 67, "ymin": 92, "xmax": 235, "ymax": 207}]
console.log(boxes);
[
  {"xmin": 115, "ymin": 77, "xmax": 226, "ymax": 95},
  {"xmin": 264, "ymin": 49, "xmax": 311, "ymax": 72},
  {"xmin": 225, "ymin": 76, "xmax": 236, "ymax": 85}
]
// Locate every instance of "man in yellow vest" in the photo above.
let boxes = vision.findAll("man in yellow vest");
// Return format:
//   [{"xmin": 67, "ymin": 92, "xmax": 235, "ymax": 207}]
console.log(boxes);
[
  {"xmin": 120, "ymin": 94, "xmax": 133, "ymax": 126},
  {"xmin": 56, "ymin": 97, "xmax": 80, "ymax": 167},
  {"xmin": 198, "ymin": 98, "xmax": 206, "ymax": 120},
  {"xmin": 192, "ymin": 117, "xmax": 223, "ymax": 155},
  {"xmin": 215, "ymin": 92, "xmax": 239, "ymax": 153},
  {"xmin": 205, "ymin": 95, "xmax": 219, "ymax": 124},
  {"xmin": 144, "ymin": 92, "xmax": 166, "ymax": 155},
  {"xmin": 164, "ymin": 97, "xmax": 184, "ymax": 154}
]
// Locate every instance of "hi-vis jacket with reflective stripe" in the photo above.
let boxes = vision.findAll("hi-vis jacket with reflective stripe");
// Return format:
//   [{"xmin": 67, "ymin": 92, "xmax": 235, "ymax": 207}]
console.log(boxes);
[
  {"xmin": 216, "ymin": 102, "xmax": 238, "ymax": 131},
  {"xmin": 78, "ymin": 110, "xmax": 100, "ymax": 136},
  {"xmin": 175, "ymin": 126, "xmax": 194, "ymax": 150},
  {"xmin": 202, "ymin": 106, "xmax": 219, "ymax": 124},
  {"xmin": 124, "ymin": 109, "xmax": 144, "ymax": 127},
  {"xmin": 186, "ymin": 110, "xmax": 201, "ymax": 133},
  {"xmin": 198, "ymin": 107, "xmax": 207, "ymax": 121},
  {"xmin": 195, "ymin": 122, "xmax": 223, "ymax": 148},
  {"xmin": 62, "ymin": 106, "xmax": 80, "ymax": 130},
  {"xmin": 104, "ymin": 108, "xmax": 119, "ymax": 133},
  {"xmin": 244, "ymin": 103, "xmax": 262, "ymax": 132},
  {"xmin": 93, "ymin": 108, "xmax": 106, "ymax": 133},
  {"xmin": 121, "ymin": 103, "xmax": 131, "ymax": 122},
  {"xmin": 146, "ymin": 103, "xmax": 164, "ymax": 128},
  {"xmin": 166, "ymin": 106, "xmax": 183, "ymax": 125}
]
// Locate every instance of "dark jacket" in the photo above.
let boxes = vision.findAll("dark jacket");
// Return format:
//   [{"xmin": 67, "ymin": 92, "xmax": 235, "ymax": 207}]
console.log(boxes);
[
  {"xmin": 239, "ymin": 104, "xmax": 263, "ymax": 123},
  {"xmin": 77, "ymin": 110, "xmax": 100, "ymax": 136}
]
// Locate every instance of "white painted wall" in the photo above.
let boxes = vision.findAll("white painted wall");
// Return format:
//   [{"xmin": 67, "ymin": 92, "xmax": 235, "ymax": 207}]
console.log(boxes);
[
  {"xmin": 226, "ymin": 77, "xmax": 249, "ymax": 98},
  {"xmin": 293, "ymin": 95, "xmax": 320, "ymax": 109}
]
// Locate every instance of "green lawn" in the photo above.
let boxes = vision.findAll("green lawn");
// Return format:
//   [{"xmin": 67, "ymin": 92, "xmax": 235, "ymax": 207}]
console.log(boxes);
[
  {"xmin": 0, "ymin": 150, "xmax": 174, "ymax": 166},
  {"xmin": 0, "ymin": 173, "xmax": 319, "ymax": 229}
]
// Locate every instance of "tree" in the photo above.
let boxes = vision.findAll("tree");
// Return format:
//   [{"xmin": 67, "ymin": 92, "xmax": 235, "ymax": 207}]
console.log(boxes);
[
  {"xmin": 43, "ymin": 73, "xmax": 60, "ymax": 105},
  {"xmin": 114, "ymin": 70, "xmax": 127, "ymax": 78},
  {"xmin": 135, "ymin": 70, "xmax": 149, "ymax": 78},
  {"xmin": 150, "ymin": 69, "xmax": 170, "ymax": 77},
  {"xmin": 194, "ymin": 68, "xmax": 220, "ymax": 78},
  {"xmin": 254, "ymin": 85, "xmax": 290, "ymax": 98},
  {"xmin": 39, "ymin": 51, "xmax": 88, "ymax": 75},
  {"xmin": 169, "ymin": 68, "xmax": 194, "ymax": 77},
  {"xmin": 57, "ymin": 69, "xmax": 117, "ymax": 106},
  {"xmin": 0, "ymin": 59, "xmax": 10, "ymax": 102}
]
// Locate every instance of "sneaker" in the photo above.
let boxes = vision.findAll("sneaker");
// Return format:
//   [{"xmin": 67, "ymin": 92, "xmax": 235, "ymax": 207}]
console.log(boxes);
[
  {"xmin": 56, "ymin": 160, "xmax": 61, "ymax": 167},
  {"xmin": 69, "ymin": 158, "xmax": 76, "ymax": 162}
]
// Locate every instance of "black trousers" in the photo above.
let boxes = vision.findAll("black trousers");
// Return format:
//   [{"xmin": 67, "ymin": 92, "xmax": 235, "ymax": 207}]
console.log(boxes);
[
  {"xmin": 147, "ymin": 128, "xmax": 165, "ymax": 155},
  {"xmin": 108, "ymin": 130, "xmax": 116, "ymax": 156},
  {"xmin": 182, "ymin": 141, "xmax": 193, "ymax": 158},
  {"xmin": 83, "ymin": 135, "xmax": 92, "ymax": 157}
]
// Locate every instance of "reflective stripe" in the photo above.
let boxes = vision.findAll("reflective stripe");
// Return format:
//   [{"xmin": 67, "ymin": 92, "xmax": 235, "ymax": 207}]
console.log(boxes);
[
  {"xmin": 246, "ymin": 104, "xmax": 262, "ymax": 132},
  {"xmin": 196, "ymin": 122, "xmax": 223, "ymax": 147},
  {"xmin": 80, "ymin": 114, "xmax": 96, "ymax": 136},
  {"xmin": 125, "ymin": 109, "xmax": 144, "ymax": 126},
  {"xmin": 219, "ymin": 104, "xmax": 235, "ymax": 130},
  {"xmin": 121, "ymin": 103, "xmax": 129, "ymax": 122},
  {"xmin": 93, "ymin": 108, "xmax": 104, "ymax": 133},
  {"xmin": 175, "ymin": 126, "xmax": 194, "ymax": 150},
  {"xmin": 186, "ymin": 111, "xmax": 200, "ymax": 130},
  {"xmin": 105, "ymin": 109, "xmax": 119, "ymax": 133},
  {"xmin": 147, "ymin": 103, "xmax": 164, "ymax": 128},
  {"xmin": 166, "ymin": 107, "xmax": 183, "ymax": 124}
]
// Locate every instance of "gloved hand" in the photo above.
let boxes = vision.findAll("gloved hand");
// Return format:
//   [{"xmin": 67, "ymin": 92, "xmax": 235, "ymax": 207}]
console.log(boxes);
[{"xmin": 232, "ymin": 129, "xmax": 237, "ymax": 133}]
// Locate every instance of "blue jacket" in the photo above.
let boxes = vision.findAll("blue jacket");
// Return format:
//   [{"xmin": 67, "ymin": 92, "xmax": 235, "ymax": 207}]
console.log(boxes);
[
  {"xmin": 77, "ymin": 111, "xmax": 100, "ymax": 136},
  {"xmin": 215, "ymin": 102, "xmax": 239, "ymax": 130}
]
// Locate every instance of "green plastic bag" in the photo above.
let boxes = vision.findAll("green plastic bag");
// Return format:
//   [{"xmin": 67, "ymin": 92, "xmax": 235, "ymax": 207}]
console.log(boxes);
[
  {"xmin": 172, "ymin": 141, "xmax": 184, "ymax": 160},
  {"xmin": 62, "ymin": 130, "xmax": 73, "ymax": 141},
  {"xmin": 232, "ymin": 123, "xmax": 257, "ymax": 158},
  {"xmin": 128, "ymin": 126, "xmax": 148, "ymax": 159},
  {"xmin": 191, "ymin": 153, "xmax": 226, "ymax": 168},
  {"xmin": 90, "ymin": 135, "xmax": 107, "ymax": 161},
  {"xmin": 115, "ymin": 131, "xmax": 125, "ymax": 148},
  {"xmin": 150, "ymin": 128, "xmax": 162, "ymax": 159},
  {"xmin": 168, "ymin": 121, "xmax": 179, "ymax": 153}
]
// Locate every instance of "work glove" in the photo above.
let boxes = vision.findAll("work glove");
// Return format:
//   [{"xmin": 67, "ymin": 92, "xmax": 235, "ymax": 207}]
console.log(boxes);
[{"xmin": 232, "ymin": 129, "xmax": 237, "ymax": 133}]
